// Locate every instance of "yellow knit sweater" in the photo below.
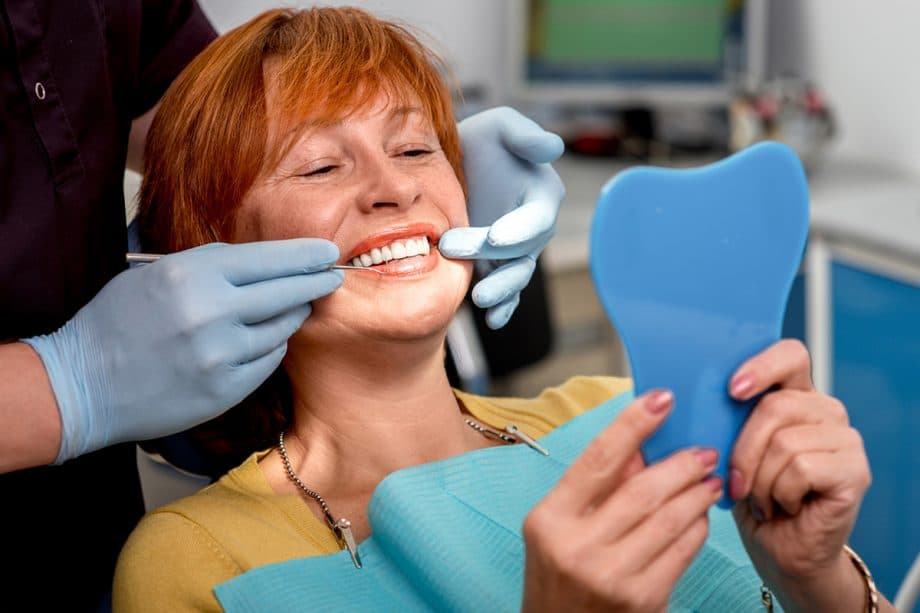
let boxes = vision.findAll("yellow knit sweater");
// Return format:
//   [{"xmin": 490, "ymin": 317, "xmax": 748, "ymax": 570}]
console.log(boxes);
[{"xmin": 113, "ymin": 376, "xmax": 632, "ymax": 612}]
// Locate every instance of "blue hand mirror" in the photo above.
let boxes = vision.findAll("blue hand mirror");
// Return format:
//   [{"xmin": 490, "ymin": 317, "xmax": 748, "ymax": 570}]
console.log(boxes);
[{"xmin": 589, "ymin": 141, "xmax": 809, "ymax": 507}]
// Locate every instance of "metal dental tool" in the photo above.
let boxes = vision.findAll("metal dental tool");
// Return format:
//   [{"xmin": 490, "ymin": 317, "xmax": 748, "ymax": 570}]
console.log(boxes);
[{"xmin": 125, "ymin": 252, "xmax": 387, "ymax": 274}]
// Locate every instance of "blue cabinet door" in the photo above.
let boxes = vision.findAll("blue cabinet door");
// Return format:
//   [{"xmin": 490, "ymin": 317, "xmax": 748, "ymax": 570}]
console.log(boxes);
[{"xmin": 832, "ymin": 260, "xmax": 920, "ymax": 604}]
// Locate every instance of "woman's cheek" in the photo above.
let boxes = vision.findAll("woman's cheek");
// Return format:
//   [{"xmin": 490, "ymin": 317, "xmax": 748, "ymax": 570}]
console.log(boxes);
[
  {"xmin": 305, "ymin": 289, "xmax": 348, "ymax": 320},
  {"xmin": 451, "ymin": 184, "xmax": 469, "ymax": 227},
  {"xmin": 288, "ymin": 290, "xmax": 352, "ymax": 345},
  {"xmin": 457, "ymin": 260, "xmax": 474, "ymax": 291}
]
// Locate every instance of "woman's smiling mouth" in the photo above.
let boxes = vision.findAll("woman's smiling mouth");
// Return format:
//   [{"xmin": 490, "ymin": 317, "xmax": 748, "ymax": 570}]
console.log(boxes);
[
  {"xmin": 349, "ymin": 235, "xmax": 431, "ymax": 268},
  {"xmin": 344, "ymin": 223, "xmax": 443, "ymax": 277}
]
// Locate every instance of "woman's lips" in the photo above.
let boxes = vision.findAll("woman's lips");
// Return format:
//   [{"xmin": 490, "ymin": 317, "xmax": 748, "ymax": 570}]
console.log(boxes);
[
  {"xmin": 344, "ymin": 222, "xmax": 440, "ymax": 262},
  {"xmin": 342, "ymin": 222, "xmax": 442, "ymax": 279}
]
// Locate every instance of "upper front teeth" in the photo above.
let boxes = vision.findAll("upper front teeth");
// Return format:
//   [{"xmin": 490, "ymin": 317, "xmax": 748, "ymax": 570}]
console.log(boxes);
[{"xmin": 351, "ymin": 236, "xmax": 431, "ymax": 267}]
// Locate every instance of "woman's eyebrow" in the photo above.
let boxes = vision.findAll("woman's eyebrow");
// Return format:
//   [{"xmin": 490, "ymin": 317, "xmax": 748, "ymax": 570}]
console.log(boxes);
[
  {"xmin": 387, "ymin": 105, "xmax": 436, "ymax": 137},
  {"xmin": 388, "ymin": 105, "xmax": 423, "ymax": 120}
]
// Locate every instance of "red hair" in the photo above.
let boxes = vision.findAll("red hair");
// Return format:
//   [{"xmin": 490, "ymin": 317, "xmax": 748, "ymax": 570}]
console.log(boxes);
[
  {"xmin": 139, "ymin": 6, "xmax": 463, "ymax": 252},
  {"xmin": 137, "ymin": 7, "xmax": 464, "ymax": 475}
]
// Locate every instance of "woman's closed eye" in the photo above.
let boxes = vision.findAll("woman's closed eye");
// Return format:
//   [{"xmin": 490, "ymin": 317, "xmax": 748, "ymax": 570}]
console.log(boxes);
[
  {"xmin": 300, "ymin": 164, "xmax": 338, "ymax": 177},
  {"xmin": 395, "ymin": 144, "xmax": 436, "ymax": 158}
]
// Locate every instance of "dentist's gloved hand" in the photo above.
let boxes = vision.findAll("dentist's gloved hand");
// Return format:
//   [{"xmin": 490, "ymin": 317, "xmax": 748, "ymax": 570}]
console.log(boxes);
[
  {"xmin": 439, "ymin": 107, "xmax": 565, "ymax": 330},
  {"xmin": 24, "ymin": 239, "xmax": 343, "ymax": 464}
]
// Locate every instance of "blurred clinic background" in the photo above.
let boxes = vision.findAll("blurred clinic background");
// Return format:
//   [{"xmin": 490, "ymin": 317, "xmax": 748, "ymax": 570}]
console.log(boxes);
[{"xmin": 128, "ymin": 1, "xmax": 920, "ymax": 608}]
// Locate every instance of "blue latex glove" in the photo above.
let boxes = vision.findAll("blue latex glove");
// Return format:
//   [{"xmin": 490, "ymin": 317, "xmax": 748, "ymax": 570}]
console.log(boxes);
[
  {"xmin": 439, "ymin": 107, "xmax": 565, "ymax": 329},
  {"xmin": 24, "ymin": 239, "xmax": 343, "ymax": 464}
]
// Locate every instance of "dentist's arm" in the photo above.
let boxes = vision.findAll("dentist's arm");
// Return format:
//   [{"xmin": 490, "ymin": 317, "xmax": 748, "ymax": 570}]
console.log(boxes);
[
  {"xmin": 439, "ymin": 107, "xmax": 565, "ymax": 329},
  {"xmin": 1, "ymin": 239, "xmax": 342, "ymax": 472},
  {"xmin": 0, "ymin": 343, "xmax": 62, "ymax": 470},
  {"xmin": 2, "ymin": 95, "xmax": 172, "ymax": 472}
]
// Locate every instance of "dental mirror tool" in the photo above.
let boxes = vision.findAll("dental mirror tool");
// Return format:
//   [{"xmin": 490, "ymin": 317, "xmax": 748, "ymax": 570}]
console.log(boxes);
[{"xmin": 125, "ymin": 252, "xmax": 388, "ymax": 274}]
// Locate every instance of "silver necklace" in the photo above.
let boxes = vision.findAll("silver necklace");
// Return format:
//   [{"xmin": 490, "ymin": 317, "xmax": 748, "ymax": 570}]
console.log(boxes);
[
  {"xmin": 277, "ymin": 419, "xmax": 549, "ymax": 570},
  {"xmin": 278, "ymin": 431, "xmax": 363, "ymax": 568},
  {"xmin": 462, "ymin": 419, "xmax": 550, "ymax": 455}
]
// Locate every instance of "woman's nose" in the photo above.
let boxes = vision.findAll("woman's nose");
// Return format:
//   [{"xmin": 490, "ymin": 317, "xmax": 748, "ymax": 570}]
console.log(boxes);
[{"xmin": 358, "ymin": 157, "xmax": 421, "ymax": 212}]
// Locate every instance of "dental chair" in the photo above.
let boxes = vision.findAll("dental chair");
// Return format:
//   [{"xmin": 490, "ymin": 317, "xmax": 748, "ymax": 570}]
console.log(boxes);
[
  {"xmin": 445, "ymin": 303, "xmax": 490, "ymax": 395},
  {"xmin": 896, "ymin": 551, "xmax": 920, "ymax": 612},
  {"xmin": 445, "ymin": 257, "xmax": 554, "ymax": 395}
]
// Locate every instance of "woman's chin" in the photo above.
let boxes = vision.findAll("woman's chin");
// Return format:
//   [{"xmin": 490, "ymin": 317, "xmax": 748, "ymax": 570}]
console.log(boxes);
[
  {"xmin": 306, "ymin": 262, "xmax": 469, "ymax": 339},
  {"xmin": 295, "ymin": 289, "xmax": 464, "ymax": 348},
  {"xmin": 366, "ymin": 296, "xmax": 458, "ymax": 336},
  {"xmin": 292, "ymin": 313, "xmax": 452, "ymax": 355},
  {"xmin": 363, "ymin": 317, "xmax": 449, "ymax": 343}
]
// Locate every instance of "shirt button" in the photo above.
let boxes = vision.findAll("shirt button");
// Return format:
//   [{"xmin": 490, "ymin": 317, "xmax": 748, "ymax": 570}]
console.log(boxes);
[{"xmin": 34, "ymin": 82, "xmax": 46, "ymax": 100}]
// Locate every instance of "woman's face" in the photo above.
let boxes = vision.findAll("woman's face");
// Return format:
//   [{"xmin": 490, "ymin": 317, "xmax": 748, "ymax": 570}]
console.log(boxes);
[{"xmin": 233, "ymin": 90, "xmax": 472, "ymax": 346}]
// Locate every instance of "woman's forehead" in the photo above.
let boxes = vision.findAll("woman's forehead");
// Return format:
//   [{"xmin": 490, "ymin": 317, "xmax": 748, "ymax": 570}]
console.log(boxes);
[
  {"xmin": 264, "ymin": 56, "xmax": 425, "ymax": 116},
  {"xmin": 269, "ymin": 90, "xmax": 433, "ymax": 147}
]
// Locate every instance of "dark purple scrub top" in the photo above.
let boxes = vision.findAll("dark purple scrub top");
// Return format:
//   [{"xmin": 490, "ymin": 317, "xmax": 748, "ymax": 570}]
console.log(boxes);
[{"xmin": 0, "ymin": 1, "xmax": 216, "ymax": 610}]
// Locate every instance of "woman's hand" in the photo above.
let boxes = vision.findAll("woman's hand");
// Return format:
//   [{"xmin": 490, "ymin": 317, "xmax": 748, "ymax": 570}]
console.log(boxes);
[
  {"xmin": 728, "ymin": 339, "xmax": 879, "ymax": 612},
  {"xmin": 521, "ymin": 390, "xmax": 722, "ymax": 612}
]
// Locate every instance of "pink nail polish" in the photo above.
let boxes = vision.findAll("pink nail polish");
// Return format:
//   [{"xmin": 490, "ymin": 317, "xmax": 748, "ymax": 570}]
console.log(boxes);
[
  {"xmin": 731, "ymin": 374, "xmax": 754, "ymax": 398},
  {"xmin": 706, "ymin": 476, "xmax": 723, "ymax": 494},
  {"xmin": 694, "ymin": 448, "xmax": 719, "ymax": 470},
  {"xmin": 729, "ymin": 468, "xmax": 746, "ymax": 500},
  {"xmin": 646, "ymin": 390, "xmax": 673, "ymax": 414}
]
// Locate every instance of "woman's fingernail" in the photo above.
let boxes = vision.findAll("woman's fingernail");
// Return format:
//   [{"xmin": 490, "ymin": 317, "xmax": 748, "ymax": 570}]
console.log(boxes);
[
  {"xmin": 694, "ymin": 448, "xmax": 719, "ymax": 471},
  {"xmin": 729, "ymin": 468, "xmax": 746, "ymax": 500},
  {"xmin": 646, "ymin": 390, "xmax": 673, "ymax": 414},
  {"xmin": 706, "ymin": 476, "xmax": 723, "ymax": 496},
  {"xmin": 730, "ymin": 374, "xmax": 754, "ymax": 398},
  {"xmin": 749, "ymin": 497, "xmax": 765, "ymax": 522}
]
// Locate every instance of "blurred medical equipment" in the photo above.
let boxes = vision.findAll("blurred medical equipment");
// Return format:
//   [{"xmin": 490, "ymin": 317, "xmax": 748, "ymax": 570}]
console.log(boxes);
[
  {"xmin": 589, "ymin": 142, "xmax": 809, "ymax": 505},
  {"xmin": 729, "ymin": 79, "xmax": 834, "ymax": 172},
  {"xmin": 24, "ymin": 239, "xmax": 342, "ymax": 463},
  {"xmin": 126, "ymin": 252, "xmax": 386, "ymax": 274},
  {"xmin": 507, "ymin": 0, "xmax": 765, "ymax": 110}
]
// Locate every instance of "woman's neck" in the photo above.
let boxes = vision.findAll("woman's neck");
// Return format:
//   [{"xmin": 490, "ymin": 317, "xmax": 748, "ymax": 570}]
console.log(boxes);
[{"xmin": 277, "ymin": 334, "xmax": 484, "ymax": 498}]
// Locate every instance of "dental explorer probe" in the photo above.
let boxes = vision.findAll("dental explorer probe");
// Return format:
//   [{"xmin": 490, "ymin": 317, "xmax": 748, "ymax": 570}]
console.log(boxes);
[{"xmin": 125, "ymin": 252, "xmax": 387, "ymax": 274}]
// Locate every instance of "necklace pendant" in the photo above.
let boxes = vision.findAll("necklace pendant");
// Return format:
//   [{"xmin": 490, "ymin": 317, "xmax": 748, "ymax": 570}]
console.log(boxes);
[
  {"xmin": 334, "ymin": 518, "xmax": 362, "ymax": 569},
  {"xmin": 505, "ymin": 424, "xmax": 550, "ymax": 456}
]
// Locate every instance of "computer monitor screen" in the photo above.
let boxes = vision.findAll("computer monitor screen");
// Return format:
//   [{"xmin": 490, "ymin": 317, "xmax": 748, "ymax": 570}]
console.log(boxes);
[{"xmin": 509, "ymin": 0, "xmax": 760, "ymax": 108}]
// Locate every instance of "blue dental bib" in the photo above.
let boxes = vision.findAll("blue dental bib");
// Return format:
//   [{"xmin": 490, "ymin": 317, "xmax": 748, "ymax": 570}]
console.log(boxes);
[
  {"xmin": 589, "ymin": 142, "xmax": 809, "ymax": 506},
  {"xmin": 215, "ymin": 392, "xmax": 769, "ymax": 612}
]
